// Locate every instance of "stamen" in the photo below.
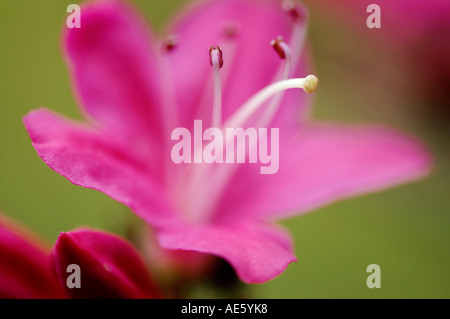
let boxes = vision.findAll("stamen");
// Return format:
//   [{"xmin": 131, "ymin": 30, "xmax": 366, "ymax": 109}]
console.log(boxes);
[
  {"xmin": 281, "ymin": 0, "xmax": 308, "ymax": 71},
  {"xmin": 163, "ymin": 34, "xmax": 178, "ymax": 52},
  {"xmin": 223, "ymin": 76, "xmax": 318, "ymax": 129},
  {"xmin": 282, "ymin": 0, "xmax": 307, "ymax": 22},
  {"xmin": 221, "ymin": 21, "xmax": 241, "ymax": 38},
  {"xmin": 209, "ymin": 46, "xmax": 224, "ymax": 127},
  {"xmin": 257, "ymin": 37, "xmax": 293, "ymax": 127},
  {"xmin": 257, "ymin": 2, "xmax": 308, "ymax": 128},
  {"xmin": 271, "ymin": 36, "xmax": 287, "ymax": 60},
  {"xmin": 209, "ymin": 46, "xmax": 224, "ymax": 69}
]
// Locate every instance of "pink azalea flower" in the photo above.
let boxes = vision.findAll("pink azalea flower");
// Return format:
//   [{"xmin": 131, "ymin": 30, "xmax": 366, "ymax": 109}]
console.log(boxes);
[
  {"xmin": 308, "ymin": 0, "xmax": 450, "ymax": 111},
  {"xmin": 0, "ymin": 212, "xmax": 159, "ymax": 298},
  {"xmin": 24, "ymin": 0, "xmax": 431, "ymax": 283}
]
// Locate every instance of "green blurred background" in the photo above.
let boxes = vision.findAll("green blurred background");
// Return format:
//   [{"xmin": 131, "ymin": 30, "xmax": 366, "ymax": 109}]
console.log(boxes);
[{"xmin": 0, "ymin": 0, "xmax": 449, "ymax": 298}]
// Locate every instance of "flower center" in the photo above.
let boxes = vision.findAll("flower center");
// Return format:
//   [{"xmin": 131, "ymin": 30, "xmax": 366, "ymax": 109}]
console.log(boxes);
[{"xmin": 178, "ymin": 2, "xmax": 316, "ymax": 224}]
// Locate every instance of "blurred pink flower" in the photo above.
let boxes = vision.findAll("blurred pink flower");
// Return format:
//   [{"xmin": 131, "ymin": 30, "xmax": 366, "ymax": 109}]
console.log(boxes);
[
  {"xmin": 0, "ymin": 213, "xmax": 159, "ymax": 299},
  {"xmin": 309, "ymin": 0, "xmax": 450, "ymax": 48},
  {"xmin": 309, "ymin": 0, "xmax": 450, "ymax": 113},
  {"xmin": 24, "ymin": 0, "xmax": 431, "ymax": 283}
]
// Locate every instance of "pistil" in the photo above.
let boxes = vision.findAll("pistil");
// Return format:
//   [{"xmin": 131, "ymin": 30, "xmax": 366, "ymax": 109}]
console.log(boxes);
[{"xmin": 223, "ymin": 75, "xmax": 318, "ymax": 130}]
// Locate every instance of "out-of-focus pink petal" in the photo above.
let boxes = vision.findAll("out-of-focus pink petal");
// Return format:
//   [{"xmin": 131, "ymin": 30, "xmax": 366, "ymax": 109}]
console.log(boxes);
[
  {"xmin": 23, "ymin": 109, "xmax": 179, "ymax": 228},
  {"xmin": 157, "ymin": 222, "xmax": 296, "ymax": 284},
  {"xmin": 64, "ymin": 0, "xmax": 165, "ymax": 152},
  {"xmin": 140, "ymin": 227, "xmax": 213, "ymax": 278},
  {"xmin": 0, "ymin": 213, "xmax": 65, "ymax": 299},
  {"xmin": 309, "ymin": 0, "xmax": 450, "ymax": 49},
  {"xmin": 215, "ymin": 123, "xmax": 432, "ymax": 221},
  {"xmin": 52, "ymin": 228, "xmax": 160, "ymax": 299},
  {"xmin": 167, "ymin": 0, "xmax": 310, "ymax": 129}
]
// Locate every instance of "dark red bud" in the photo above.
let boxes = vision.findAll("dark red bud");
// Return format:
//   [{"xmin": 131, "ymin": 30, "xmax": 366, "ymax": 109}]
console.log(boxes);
[
  {"xmin": 0, "ymin": 214, "xmax": 65, "ymax": 299},
  {"xmin": 52, "ymin": 229, "xmax": 161, "ymax": 299}
]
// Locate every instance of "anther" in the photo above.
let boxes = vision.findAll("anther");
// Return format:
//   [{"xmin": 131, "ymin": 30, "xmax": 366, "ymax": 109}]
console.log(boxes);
[
  {"xmin": 282, "ymin": 0, "xmax": 306, "ymax": 21},
  {"xmin": 163, "ymin": 34, "xmax": 178, "ymax": 52},
  {"xmin": 209, "ymin": 46, "xmax": 224, "ymax": 69},
  {"xmin": 221, "ymin": 21, "xmax": 241, "ymax": 38},
  {"xmin": 271, "ymin": 36, "xmax": 287, "ymax": 60}
]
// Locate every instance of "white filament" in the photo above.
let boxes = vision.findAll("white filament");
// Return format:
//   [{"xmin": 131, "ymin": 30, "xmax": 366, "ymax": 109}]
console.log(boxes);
[
  {"xmin": 258, "ymin": 41, "xmax": 292, "ymax": 127},
  {"xmin": 211, "ymin": 50, "xmax": 223, "ymax": 127}
]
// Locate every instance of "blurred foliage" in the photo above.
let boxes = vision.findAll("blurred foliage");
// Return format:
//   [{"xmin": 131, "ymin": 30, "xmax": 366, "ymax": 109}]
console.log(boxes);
[{"xmin": 0, "ymin": 0, "xmax": 449, "ymax": 298}]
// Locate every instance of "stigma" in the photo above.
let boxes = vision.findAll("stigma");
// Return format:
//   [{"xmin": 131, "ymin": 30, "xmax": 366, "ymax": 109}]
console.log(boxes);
[{"xmin": 303, "ymin": 75, "xmax": 318, "ymax": 93}]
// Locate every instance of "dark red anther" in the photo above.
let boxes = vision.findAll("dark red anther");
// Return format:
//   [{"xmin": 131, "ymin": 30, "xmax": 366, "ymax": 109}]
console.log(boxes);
[
  {"xmin": 163, "ymin": 34, "xmax": 178, "ymax": 52},
  {"xmin": 209, "ymin": 46, "xmax": 224, "ymax": 69},
  {"xmin": 282, "ymin": 0, "xmax": 306, "ymax": 22},
  {"xmin": 271, "ymin": 36, "xmax": 286, "ymax": 60},
  {"xmin": 221, "ymin": 21, "xmax": 241, "ymax": 38}
]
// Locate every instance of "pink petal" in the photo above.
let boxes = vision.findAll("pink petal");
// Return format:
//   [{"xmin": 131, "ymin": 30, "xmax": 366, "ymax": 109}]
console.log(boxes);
[
  {"xmin": 140, "ymin": 227, "xmax": 213, "ymax": 278},
  {"xmin": 311, "ymin": 0, "xmax": 450, "ymax": 48},
  {"xmin": 167, "ymin": 0, "xmax": 311, "ymax": 129},
  {"xmin": 52, "ymin": 228, "xmax": 160, "ymax": 299},
  {"xmin": 0, "ymin": 213, "xmax": 65, "ymax": 299},
  {"xmin": 215, "ymin": 123, "xmax": 432, "ymax": 221},
  {"xmin": 157, "ymin": 222, "xmax": 296, "ymax": 284},
  {"xmin": 23, "ymin": 109, "xmax": 178, "ymax": 228},
  {"xmin": 64, "ymin": 0, "xmax": 165, "ymax": 148}
]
